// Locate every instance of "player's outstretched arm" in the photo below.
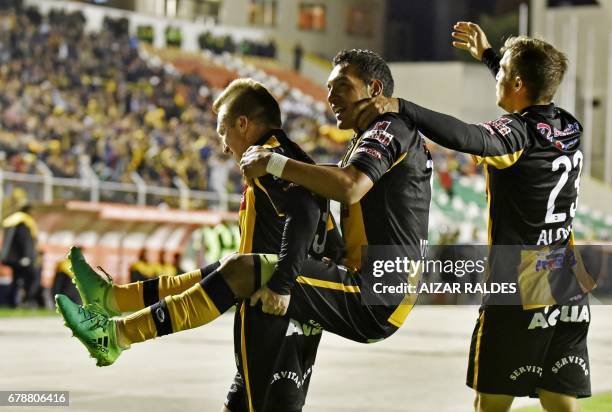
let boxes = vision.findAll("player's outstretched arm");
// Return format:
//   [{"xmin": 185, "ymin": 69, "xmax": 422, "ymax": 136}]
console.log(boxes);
[
  {"xmin": 241, "ymin": 148, "xmax": 373, "ymax": 204},
  {"xmin": 354, "ymin": 95, "xmax": 527, "ymax": 167},
  {"xmin": 451, "ymin": 21, "xmax": 491, "ymax": 61}
]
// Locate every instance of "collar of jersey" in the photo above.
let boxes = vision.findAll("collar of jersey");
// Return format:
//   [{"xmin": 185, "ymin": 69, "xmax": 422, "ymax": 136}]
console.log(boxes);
[
  {"xmin": 521, "ymin": 103, "xmax": 555, "ymax": 117},
  {"xmin": 254, "ymin": 128, "xmax": 286, "ymax": 146}
]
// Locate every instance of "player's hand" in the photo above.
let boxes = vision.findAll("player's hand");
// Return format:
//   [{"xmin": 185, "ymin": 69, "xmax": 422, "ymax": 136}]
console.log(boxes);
[
  {"xmin": 355, "ymin": 96, "xmax": 399, "ymax": 131},
  {"xmin": 250, "ymin": 286, "xmax": 290, "ymax": 316},
  {"xmin": 240, "ymin": 146, "xmax": 271, "ymax": 180},
  {"xmin": 451, "ymin": 21, "xmax": 492, "ymax": 61}
]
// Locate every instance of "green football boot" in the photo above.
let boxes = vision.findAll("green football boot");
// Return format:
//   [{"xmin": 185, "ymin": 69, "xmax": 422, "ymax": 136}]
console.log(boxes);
[
  {"xmin": 68, "ymin": 246, "xmax": 120, "ymax": 317},
  {"xmin": 55, "ymin": 294, "xmax": 124, "ymax": 367}
]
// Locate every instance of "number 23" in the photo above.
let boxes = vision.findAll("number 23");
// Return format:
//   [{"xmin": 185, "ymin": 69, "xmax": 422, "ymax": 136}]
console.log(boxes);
[{"xmin": 545, "ymin": 151, "xmax": 583, "ymax": 224}]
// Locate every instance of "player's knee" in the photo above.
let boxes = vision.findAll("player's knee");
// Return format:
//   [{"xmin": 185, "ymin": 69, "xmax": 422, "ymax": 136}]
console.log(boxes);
[
  {"xmin": 475, "ymin": 393, "xmax": 513, "ymax": 412},
  {"xmin": 539, "ymin": 389, "xmax": 578, "ymax": 412},
  {"xmin": 218, "ymin": 254, "xmax": 255, "ymax": 298},
  {"xmin": 220, "ymin": 253, "xmax": 254, "ymax": 276}
]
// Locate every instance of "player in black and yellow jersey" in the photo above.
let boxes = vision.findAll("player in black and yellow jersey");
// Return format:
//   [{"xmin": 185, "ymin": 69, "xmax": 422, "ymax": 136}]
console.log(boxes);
[
  {"xmin": 354, "ymin": 22, "xmax": 592, "ymax": 412},
  {"xmin": 55, "ymin": 78, "xmax": 342, "ymax": 412},
  {"xmin": 241, "ymin": 49, "xmax": 432, "ymax": 342}
]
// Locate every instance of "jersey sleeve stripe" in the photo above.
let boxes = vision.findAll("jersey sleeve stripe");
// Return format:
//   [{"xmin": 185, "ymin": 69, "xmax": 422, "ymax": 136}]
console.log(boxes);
[
  {"xmin": 295, "ymin": 276, "xmax": 361, "ymax": 293},
  {"xmin": 473, "ymin": 149, "xmax": 524, "ymax": 169}
]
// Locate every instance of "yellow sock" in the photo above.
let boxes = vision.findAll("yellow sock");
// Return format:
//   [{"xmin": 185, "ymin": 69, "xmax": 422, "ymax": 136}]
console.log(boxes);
[
  {"xmin": 112, "ymin": 282, "xmax": 145, "ymax": 313},
  {"xmin": 115, "ymin": 269, "xmax": 235, "ymax": 343},
  {"xmin": 158, "ymin": 270, "xmax": 202, "ymax": 299},
  {"xmin": 112, "ymin": 270, "xmax": 203, "ymax": 312},
  {"xmin": 116, "ymin": 308, "xmax": 157, "ymax": 346},
  {"xmin": 165, "ymin": 283, "xmax": 222, "ymax": 332}
]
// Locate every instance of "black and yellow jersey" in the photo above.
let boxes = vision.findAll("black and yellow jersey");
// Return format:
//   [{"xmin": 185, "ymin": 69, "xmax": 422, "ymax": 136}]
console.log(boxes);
[
  {"xmin": 398, "ymin": 49, "xmax": 594, "ymax": 305},
  {"xmin": 238, "ymin": 128, "xmax": 343, "ymax": 294},
  {"xmin": 399, "ymin": 72, "xmax": 582, "ymax": 247},
  {"xmin": 340, "ymin": 113, "xmax": 433, "ymax": 269}
]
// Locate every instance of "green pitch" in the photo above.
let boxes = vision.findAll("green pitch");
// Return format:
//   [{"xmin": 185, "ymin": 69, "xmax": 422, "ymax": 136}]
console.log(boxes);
[
  {"xmin": 0, "ymin": 308, "xmax": 56, "ymax": 317},
  {"xmin": 515, "ymin": 392, "xmax": 612, "ymax": 412}
]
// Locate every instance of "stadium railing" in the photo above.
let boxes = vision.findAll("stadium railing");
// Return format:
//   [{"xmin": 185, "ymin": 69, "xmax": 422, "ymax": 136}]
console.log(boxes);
[{"xmin": 0, "ymin": 170, "xmax": 242, "ymax": 214}]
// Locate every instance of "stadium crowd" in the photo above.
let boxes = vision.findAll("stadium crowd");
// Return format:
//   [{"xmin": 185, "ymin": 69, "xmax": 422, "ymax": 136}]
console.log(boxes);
[
  {"xmin": 0, "ymin": 8, "xmax": 331, "ymax": 195},
  {"xmin": 0, "ymin": 6, "xmax": 476, "ymax": 205},
  {"xmin": 198, "ymin": 31, "xmax": 277, "ymax": 58}
]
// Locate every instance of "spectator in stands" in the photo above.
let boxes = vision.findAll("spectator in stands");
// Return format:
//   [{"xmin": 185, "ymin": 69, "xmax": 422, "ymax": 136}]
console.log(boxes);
[
  {"xmin": 52, "ymin": 257, "xmax": 81, "ymax": 305},
  {"xmin": 0, "ymin": 6, "xmax": 364, "ymax": 208},
  {"xmin": 0, "ymin": 188, "xmax": 40, "ymax": 307},
  {"xmin": 293, "ymin": 42, "xmax": 303, "ymax": 72}
]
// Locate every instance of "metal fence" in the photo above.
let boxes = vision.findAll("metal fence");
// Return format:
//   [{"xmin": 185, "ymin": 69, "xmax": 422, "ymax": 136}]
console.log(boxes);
[{"xmin": 0, "ymin": 169, "xmax": 243, "ymax": 216}]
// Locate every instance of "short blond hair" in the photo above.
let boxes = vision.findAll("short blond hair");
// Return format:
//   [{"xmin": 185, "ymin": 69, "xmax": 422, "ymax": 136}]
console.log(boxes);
[
  {"xmin": 501, "ymin": 36, "xmax": 568, "ymax": 103},
  {"xmin": 212, "ymin": 78, "xmax": 281, "ymax": 127}
]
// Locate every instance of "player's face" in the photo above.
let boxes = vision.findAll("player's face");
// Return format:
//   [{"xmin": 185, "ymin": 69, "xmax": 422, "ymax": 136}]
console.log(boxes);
[
  {"xmin": 216, "ymin": 108, "xmax": 246, "ymax": 163},
  {"xmin": 495, "ymin": 51, "xmax": 516, "ymax": 112},
  {"xmin": 327, "ymin": 64, "xmax": 371, "ymax": 130}
]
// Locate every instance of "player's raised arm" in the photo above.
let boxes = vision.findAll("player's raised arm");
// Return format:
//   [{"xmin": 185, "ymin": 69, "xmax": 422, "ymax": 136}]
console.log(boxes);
[
  {"xmin": 452, "ymin": 21, "xmax": 500, "ymax": 78},
  {"xmin": 451, "ymin": 21, "xmax": 492, "ymax": 61}
]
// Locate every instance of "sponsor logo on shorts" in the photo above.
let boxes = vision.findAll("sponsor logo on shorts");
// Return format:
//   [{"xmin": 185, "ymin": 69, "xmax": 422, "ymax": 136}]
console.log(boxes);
[
  {"xmin": 527, "ymin": 305, "xmax": 590, "ymax": 330},
  {"xmin": 155, "ymin": 306, "xmax": 166, "ymax": 323},
  {"xmin": 509, "ymin": 365, "xmax": 543, "ymax": 381},
  {"xmin": 551, "ymin": 355, "xmax": 589, "ymax": 376},
  {"xmin": 286, "ymin": 318, "xmax": 322, "ymax": 337},
  {"xmin": 270, "ymin": 367, "xmax": 313, "ymax": 389}
]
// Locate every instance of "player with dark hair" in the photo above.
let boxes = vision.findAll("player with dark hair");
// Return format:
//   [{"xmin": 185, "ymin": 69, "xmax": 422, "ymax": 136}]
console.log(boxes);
[
  {"xmin": 241, "ymin": 48, "xmax": 432, "ymax": 343},
  {"xmin": 352, "ymin": 22, "xmax": 593, "ymax": 412}
]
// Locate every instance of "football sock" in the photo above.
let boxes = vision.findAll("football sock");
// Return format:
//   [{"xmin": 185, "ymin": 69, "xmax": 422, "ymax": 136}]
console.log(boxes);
[
  {"xmin": 112, "ymin": 262, "xmax": 221, "ymax": 312},
  {"xmin": 115, "ymin": 269, "xmax": 235, "ymax": 345}
]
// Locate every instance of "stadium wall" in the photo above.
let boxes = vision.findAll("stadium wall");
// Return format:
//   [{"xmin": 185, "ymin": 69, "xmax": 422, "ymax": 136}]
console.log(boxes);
[
  {"xmin": 24, "ymin": 0, "xmax": 266, "ymax": 51},
  {"xmin": 219, "ymin": 0, "xmax": 386, "ymax": 61},
  {"xmin": 389, "ymin": 61, "xmax": 503, "ymax": 123},
  {"xmin": 530, "ymin": 0, "xmax": 612, "ymax": 183},
  {"xmin": 0, "ymin": 202, "xmax": 238, "ymax": 288}
]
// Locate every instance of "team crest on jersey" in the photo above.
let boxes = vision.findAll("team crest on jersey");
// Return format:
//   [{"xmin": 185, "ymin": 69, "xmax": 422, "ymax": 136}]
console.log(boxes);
[
  {"xmin": 364, "ymin": 129, "xmax": 394, "ymax": 146},
  {"xmin": 480, "ymin": 117, "xmax": 512, "ymax": 136},
  {"xmin": 373, "ymin": 121, "xmax": 391, "ymax": 131}
]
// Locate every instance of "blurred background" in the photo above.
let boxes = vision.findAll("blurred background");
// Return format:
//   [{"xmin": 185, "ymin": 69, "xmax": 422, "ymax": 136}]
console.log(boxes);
[{"xmin": 0, "ymin": 0, "xmax": 611, "ymax": 309}]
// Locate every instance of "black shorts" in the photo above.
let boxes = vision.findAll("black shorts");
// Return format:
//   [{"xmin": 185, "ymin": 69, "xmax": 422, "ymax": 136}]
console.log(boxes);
[
  {"xmin": 288, "ymin": 257, "xmax": 416, "ymax": 343},
  {"xmin": 466, "ymin": 301, "xmax": 591, "ymax": 398},
  {"xmin": 226, "ymin": 255, "xmax": 417, "ymax": 411},
  {"xmin": 225, "ymin": 301, "xmax": 321, "ymax": 412}
]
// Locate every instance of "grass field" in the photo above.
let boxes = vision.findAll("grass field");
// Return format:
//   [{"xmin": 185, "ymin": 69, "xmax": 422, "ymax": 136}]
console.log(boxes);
[
  {"xmin": 0, "ymin": 307, "xmax": 56, "ymax": 317},
  {"xmin": 514, "ymin": 392, "xmax": 612, "ymax": 411}
]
